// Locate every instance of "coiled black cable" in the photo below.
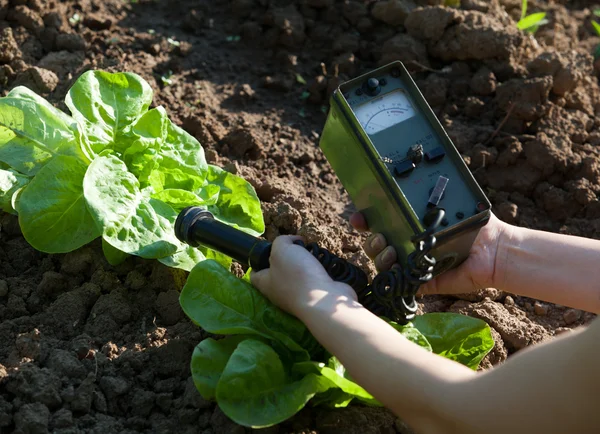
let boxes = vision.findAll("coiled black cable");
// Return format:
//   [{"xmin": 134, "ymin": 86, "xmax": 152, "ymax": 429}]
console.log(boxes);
[
  {"xmin": 175, "ymin": 206, "xmax": 445, "ymax": 325},
  {"xmin": 291, "ymin": 208, "xmax": 444, "ymax": 324}
]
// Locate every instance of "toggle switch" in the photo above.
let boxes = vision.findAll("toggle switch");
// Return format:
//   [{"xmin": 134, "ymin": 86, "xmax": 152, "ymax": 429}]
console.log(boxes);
[
  {"xmin": 394, "ymin": 160, "xmax": 416, "ymax": 178},
  {"xmin": 427, "ymin": 175, "xmax": 449, "ymax": 208},
  {"xmin": 425, "ymin": 146, "xmax": 446, "ymax": 163}
]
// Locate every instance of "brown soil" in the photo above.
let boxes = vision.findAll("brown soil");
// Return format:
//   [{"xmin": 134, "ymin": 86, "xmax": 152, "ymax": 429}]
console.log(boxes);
[{"xmin": 0, "ymin": 0, "xmax": 599, "ymax": 432}]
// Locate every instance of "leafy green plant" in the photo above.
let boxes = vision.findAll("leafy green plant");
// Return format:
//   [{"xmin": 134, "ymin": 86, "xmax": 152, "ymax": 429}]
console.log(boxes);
[
  {"xmin": 517, "ymin": 0, "xmax": 548, "ymax": 33},
  {"xmin": 0, "ymin": 70, "xmax": 264, "ymax": 271},
  {"xmin": 180, "ymin": 260, "xmax": 495, "ymax": 428}
]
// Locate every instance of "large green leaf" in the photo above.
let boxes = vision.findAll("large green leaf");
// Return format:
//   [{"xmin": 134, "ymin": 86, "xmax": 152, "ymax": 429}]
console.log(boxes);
[
  {"xmin": 83, "ymin": 153, "xmax": 180, "ymax": 259},
  {"xmin": 190, "ymin": 335, "xmax": 249, "ymax": 401},
  {"xmin": 65, "ymin": 70, "xmax": 153, "ymax": 153},
  {"xmin": 0, "ymin": 87, "xmax": 84, "ymax": 176},
  {"xmin": 216, "ymin": 339, "xmax": 331, "ymax": 428},
  {"xmin": 205, "ymin": 165, "xmax": 265, "ymax": 237},
  {"xmin": 159, "ymin": 116, "xmax": 208, "ymax": 176},
  {"xmin": 180, "ymin": 259, "xmax": 318, "ymax": 359},
  {"xmin": 412, "ymin": 313, "xmax": 494, "ymax": 370},
  {"xmin": 0, "ymin": 168, "xmax": 29, "ymax": 214},
  {"xmin": 293, "ymin": 357, "xmax": 378, "ymax": 406},
  {"xmin": 16, "ymin": 155, "xmax": 101, "ymax": 253}
]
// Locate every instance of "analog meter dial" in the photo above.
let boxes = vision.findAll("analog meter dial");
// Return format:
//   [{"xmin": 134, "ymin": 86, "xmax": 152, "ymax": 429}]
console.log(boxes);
[{"xmin": 353, "ymin": 89, "xmax": 416, "ymax": 135}]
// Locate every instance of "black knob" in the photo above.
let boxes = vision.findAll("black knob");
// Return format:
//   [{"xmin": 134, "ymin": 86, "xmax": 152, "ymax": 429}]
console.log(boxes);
[{"xmin": 363, "ymin": 77, "xmax": 381, "ymax": 96}]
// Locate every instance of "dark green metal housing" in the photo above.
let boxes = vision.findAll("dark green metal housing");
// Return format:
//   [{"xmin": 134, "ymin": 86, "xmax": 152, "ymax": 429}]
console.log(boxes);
[{"xmin": 319, "ymin": 61, "xmax": 491, "ymax": 276}]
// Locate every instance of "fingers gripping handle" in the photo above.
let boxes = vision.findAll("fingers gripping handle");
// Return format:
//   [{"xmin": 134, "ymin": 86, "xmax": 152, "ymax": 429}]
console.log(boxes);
[
  {"xmin": 175, "ymin": 206, "xmax": 272, "ymax": 270},
  {"xmin": 174, "ymin": 206, "xmax": 369, "ymax": 292}
]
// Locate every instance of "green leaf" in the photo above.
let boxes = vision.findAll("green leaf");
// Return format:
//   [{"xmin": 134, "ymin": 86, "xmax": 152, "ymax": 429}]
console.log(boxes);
[
  {"xmin": 65, "ymin": 70, "xmax": 153, "ymax": 153},
  {"xmin": 152, "ymin": 189, "xmax": 205, "ymax": 213},
  {"xmin": 0, "ymin": 168, "xmax": 29, "ymax": 214},
  {"xmin": 521, "ymin": 0, "xmax": 527, "ymax": 19},
  {"xmin": 83, "ymin": 153, "xmax": 180, "ymax": 259},
  {"xmin": 158, "ymin": 244, "xmax": 232, "ymax": 272},
  {"xmin": 205, "ymin": 165, "xmax": 265, "ymax": 237},
  {"xmin": 310, "ymin": 388, "xmax": 355, "ymax": 408},
  {"xmin": 158, "ymin": 116, "xmax": 208, "ymax": 177},
  {"xmin": 180, "ymin": 260, "xmax": 318, "ymax": 359},
  {"xmin": 102, "ymin": 239, "xmax": 129, "ymax": 266},
  {"xmin": 592, "ymin": 20, "xmax": 600, "ymax": 37},
  {"xmin": 388, "ymin": 321, "xmax": 433, "ymax": 352},
  {"xmin": 190, "ymin": 335, "xmax": 249, "ymax": 400},
  {"xmin": 293, "ymin": 358, "xmax": 379, "ymax": 406},
  {"xmin": 0, "ymin": 87, "xmax": 85, "ymax": 176},
  {"xmin": 517, "ymin": 12, "xmax": 548, "ymax": 31},
  {"xmin": 16, "ymin": 155, "xmax": 101, "ymax": 253},
  {"xmin": 412, "ymin": 312, "xmax": 494, "ymax": 370},
  {"xmin": 216, "ymin": 339, "xmax": 331, "ymax": 428}
]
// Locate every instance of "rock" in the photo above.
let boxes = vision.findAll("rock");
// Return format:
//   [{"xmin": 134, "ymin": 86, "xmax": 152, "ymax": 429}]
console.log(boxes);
[
  {"xmin": 449, "ymin": 299, "xmax": 551, "ymax": 351},
  {"xmin": 495, "ymin": 76, "xmax": 553, "ymax": 122},
  {"xmin": 43, "ymin": 12, "xmax": 62, "ymax": 28},
  {"xmin": 12, "ymin": 67, "xmax": 59, "ymax": 94},
  {"xmin": 524, "ymin": 132, "xmax": 573, "ymax": 176},
  {"xmin": 38, "ymin": 51, "xmax": 85, "ymax": 77},
  {"xmin": 15, "ymin": 329, "xmax": 41, "ymax": 360},
  {"xmin": 131, "ymin": 389, "xmax": 155, "ymax": 417},
  {"xmin": 379, "ymin": 33, "xmax": 429, "ymax": 69},
  {"xmin": 265, "ymin": 5, "xmax": 305, "ymax": 47},
  {"xmin": 222, "ymin": 127, "xmax": 264, "ymax": 159},
  {"xmin": 45, "ymin": 349, "xmax": 87, "ymax": 380},
  {"xmin": 51, "ymin": 408, "xmax": 73, "ymax": 429},
  {"xmin": 495, "ymin": 201, "xmax": 518, "ymax": 224},
  {"xmin": 37, "ymin": 271, "xmax": 67, "ymax": 297},
  {"xmin": 14, "ymin": 402, "xmax": 50, "ymax": 434},
  {"xmin": 56, "ymin": 33, "xmax": 86, "ymax": 51},
  {"xmin": 0, "ymin": 27, "xmax": 21, "ymax": 64},
  {"xmin": 371, "ymin": 0, "xmax": 416, "ymax": 26},
  {"xmin": 533, "ymin": 301, "xmax": 549, "ymax": 316},
  {"xmin": 83, "ymin": 14, "xmax": 113, "ymax": 30},
  {"xmin": 8, "ymin": 5, "xmax": 44, "ymax": 35},
  {"xmin": 407, "ymin": 8, "xmax": 524, "ymax": 61},
  {"xmin": 563, "ymin": 309, "xmax": 582, "ymax": 325},
  {"xmin": 154, "ymin": 290, "xmax": 183, "ymax": 326},
  {"xmin": 470, "ymin": 67, "xmax": 497, "ymax": 96},
  {"xmin": 5, "ymin": 365, "xmax": 62, "ymax": 409},
  {"xmin": 100, "ymin": 376, "xmax": 130, "ymax": 399},
  {"xmin": 71, "ymin": 373, "xmax": 95, "ymax": 413}
]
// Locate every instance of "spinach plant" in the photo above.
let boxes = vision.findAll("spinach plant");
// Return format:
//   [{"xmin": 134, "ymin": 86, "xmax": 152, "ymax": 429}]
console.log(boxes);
[
  {"xmin": 0, "ymin": 70, "xmax": 263, "ymax": 271},
  {"xmin": 180, "ymin": 260, "xmax": 495, "ymax": 428},
  {"xmin": 0, "ymin": 69, "xmax": 495, "ymax": 429}
]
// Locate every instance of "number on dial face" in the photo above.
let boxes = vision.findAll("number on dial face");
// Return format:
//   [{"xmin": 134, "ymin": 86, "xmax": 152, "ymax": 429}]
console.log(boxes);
[{"xmin": 353, "ymin": 89, "xmax": 416, "ymax": 135}]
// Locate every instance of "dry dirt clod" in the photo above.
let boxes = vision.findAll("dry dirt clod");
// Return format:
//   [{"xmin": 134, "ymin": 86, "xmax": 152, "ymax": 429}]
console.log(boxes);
[{"xmin": 12, "ymin": 66, "xmax": 58, "ymax": 94}]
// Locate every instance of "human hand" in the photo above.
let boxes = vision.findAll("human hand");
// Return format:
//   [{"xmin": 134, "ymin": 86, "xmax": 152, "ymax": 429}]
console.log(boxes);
[
  {"xmin": 349, "ymin": 211, "xmax": 509, "ymax": 295},
  {"xmin": 250, "ymin": 236, "xmax": 358, "ymax": 317}
]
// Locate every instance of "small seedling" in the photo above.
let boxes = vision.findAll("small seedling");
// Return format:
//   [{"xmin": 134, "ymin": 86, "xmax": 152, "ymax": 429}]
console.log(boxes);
[
  {"xmin": 225, "ymin": 35, "xmax": 241, "ymax": 42},
  {"xmin": 68, "ymin": 13, "xmax": 81, "ymax": 26},
  {"xmin": 295, "ymin": 73, "xmax": 307, "ymax": 85},
  {"xmin": 517, "ymin": 0, "xmax": 548, "ymax": 33},
  {"xmin": 161, "ymin": 70, "xmax": 174, "ymax": 86},
  {"xmin": 591, "ymin": 20, "xmax": 600, "ymax": 58},
  {"xmin": 167, "ymin": 37, "xmax": 180, "ymax": 47}
]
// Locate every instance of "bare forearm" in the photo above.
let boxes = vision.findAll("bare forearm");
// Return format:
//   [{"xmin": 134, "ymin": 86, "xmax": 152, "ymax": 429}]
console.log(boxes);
[
  {"xmin": 296, "ymin": 287, "xmax": 476, "ymax": 433},
  {"xmin": 495, "ymin": 225, "xmax": 600, "ymax": 313}
]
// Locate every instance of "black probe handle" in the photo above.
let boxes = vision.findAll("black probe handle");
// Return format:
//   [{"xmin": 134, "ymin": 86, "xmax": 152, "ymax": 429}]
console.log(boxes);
[{"xmin": 175, "ymin": 206, "xmax": 272, "ymax": 270}]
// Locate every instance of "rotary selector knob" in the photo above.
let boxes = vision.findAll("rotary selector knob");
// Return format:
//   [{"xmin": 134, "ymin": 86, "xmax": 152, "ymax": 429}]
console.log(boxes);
[{"xmin": 363, "ymin": 77, "xmax": 381, "ymax": 96}]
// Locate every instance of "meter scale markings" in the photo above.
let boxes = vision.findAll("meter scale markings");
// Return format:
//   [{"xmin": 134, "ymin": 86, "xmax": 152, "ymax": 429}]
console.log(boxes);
[{"xmin": 353, "ymin": 89, "xmax": 416, "ymax": 135}]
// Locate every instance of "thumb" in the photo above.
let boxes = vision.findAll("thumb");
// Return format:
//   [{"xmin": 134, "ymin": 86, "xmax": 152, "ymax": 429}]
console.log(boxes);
[{"xmin": 250, "ymin": 268, "xmax": 270, "ymax": 293}]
